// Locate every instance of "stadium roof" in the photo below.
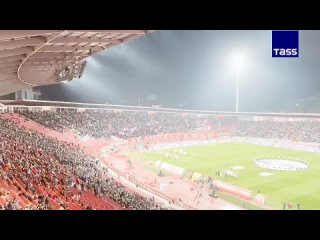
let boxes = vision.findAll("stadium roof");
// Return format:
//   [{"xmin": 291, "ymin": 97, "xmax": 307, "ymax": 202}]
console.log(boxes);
[{"xmin": 0, "ymin": 30, "xmax": 153, "ymax": 96}]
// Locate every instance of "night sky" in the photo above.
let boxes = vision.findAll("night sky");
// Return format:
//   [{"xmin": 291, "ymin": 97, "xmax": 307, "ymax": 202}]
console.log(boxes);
[{"xmin": 39, "ymin": 30, "xmax": 320, "ymax": 112}]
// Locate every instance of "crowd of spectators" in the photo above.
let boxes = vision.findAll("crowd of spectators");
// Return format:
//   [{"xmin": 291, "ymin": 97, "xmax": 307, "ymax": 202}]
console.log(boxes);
[
  {"xmin": 0, "ymin": 117, "xmax": 164, "ymax": 210},
  {"xmin": 235, "ymin": 120, "xmax": 320, "ymax": 143},
  {"xmin": 19, "ymin": 109, "xmax": 320, "ymax": 144},
  {"xmin": 19, "ymin": 109, "xmax": 210, "ymax": 139}
]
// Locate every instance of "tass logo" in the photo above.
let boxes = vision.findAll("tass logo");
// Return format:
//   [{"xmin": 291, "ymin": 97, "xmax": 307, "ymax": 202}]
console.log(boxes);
[{"xmin": 272, "ymin": 31, "xmax": 299, "ymax": 57}]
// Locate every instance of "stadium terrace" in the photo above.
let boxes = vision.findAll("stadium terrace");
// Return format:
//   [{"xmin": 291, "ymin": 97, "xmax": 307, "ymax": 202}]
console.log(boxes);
[{"xmin": 0, "ymin": 101, "xmax": 319, "ymax": 210}]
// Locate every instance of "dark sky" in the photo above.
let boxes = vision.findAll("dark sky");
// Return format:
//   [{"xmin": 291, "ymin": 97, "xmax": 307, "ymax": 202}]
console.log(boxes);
[{"xmin": 39, "ymin": 30, "xmax": 320, "ymax": 112}]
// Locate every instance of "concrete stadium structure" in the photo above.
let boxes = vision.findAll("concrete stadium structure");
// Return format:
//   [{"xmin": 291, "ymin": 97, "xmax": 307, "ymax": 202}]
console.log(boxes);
[{"xmin": 0, "ymin": 30, "xmax": 153, "ymax": 96}]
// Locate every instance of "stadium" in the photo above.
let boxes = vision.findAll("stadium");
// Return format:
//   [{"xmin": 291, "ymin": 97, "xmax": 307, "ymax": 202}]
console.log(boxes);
[{"xmin": 0, "ymin": 30, "xmax": 319, "ymax": 210}]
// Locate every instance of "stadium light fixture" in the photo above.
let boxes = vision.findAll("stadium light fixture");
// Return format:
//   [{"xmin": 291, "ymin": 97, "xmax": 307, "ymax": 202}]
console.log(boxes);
[
  {"xmin": 230, "ymin": 53, "xmax": 245, "ymax": 113},
  {"xmin": 231, "ymin": 54, "xmax": 245, "ymax": 73}
]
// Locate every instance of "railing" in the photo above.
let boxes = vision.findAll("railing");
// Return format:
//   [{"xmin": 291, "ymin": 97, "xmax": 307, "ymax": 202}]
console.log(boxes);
[
  {"xmin": 98, "ymin": 150, "xmax": 195, "ymax": 210},
  {"xmin": 107, "ymin": 164, "xmax": 196, "ymax": 210},
  {"xmin": 1, "ymin": 99, "xmax": 320, "ymax": 118}
]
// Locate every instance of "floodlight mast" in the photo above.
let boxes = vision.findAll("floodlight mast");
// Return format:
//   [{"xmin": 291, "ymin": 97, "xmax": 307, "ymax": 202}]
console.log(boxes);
[
  {"xmin": 231, "ymin": 54, "xmax": 244, "ymax": 113},
  {"xmin": 236, "ymin": 72, "xmax": 239, "ymax": 113}
]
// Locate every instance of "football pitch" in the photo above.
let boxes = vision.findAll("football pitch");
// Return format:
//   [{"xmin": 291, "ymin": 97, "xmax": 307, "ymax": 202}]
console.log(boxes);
[{"xmin": 131, "ymin": 142, "xmax": 320, "ymax": 209}]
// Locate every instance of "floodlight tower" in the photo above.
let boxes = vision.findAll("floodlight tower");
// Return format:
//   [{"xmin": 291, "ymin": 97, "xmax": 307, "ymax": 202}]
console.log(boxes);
[{"xmin": 231, "ymin": 55, "xmax": 245, "ymax": 113}]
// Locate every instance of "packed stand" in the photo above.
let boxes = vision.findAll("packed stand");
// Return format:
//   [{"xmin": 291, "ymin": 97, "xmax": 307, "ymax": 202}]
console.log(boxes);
[
  {"xmin": 0, "ymin": 117, "xmax": 164, "ymax": 210},
  {"xmin": 19, "ymin": 109, "xmax": 210, "ymax": 139},
  {"xmin": 234, "ymin": 119, "xmax": 320, "ymax": 143},
  {"xmin": 18, "ymin": 109, "xmax": 320, "ymax": 144}
]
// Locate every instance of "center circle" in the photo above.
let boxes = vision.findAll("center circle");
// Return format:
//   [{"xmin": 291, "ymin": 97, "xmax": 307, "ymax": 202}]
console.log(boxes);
[{"xmin": 254, "ymin": 158, "xmax": 308, "ymax": 171}]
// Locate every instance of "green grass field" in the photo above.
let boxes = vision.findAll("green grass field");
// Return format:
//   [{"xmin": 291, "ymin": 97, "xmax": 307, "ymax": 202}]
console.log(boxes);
[{"xmin": 130, "ymin": 142, "xmax": 320, "ymax": 209}]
